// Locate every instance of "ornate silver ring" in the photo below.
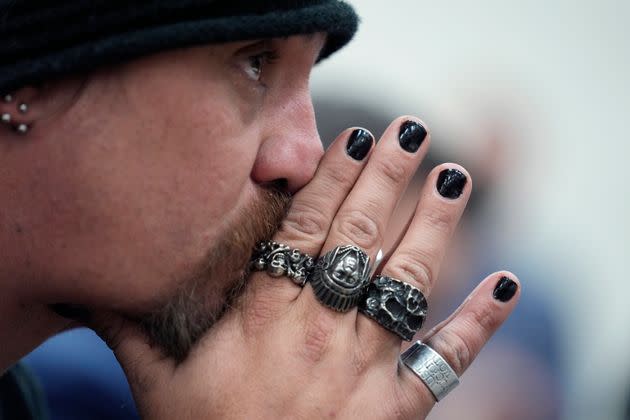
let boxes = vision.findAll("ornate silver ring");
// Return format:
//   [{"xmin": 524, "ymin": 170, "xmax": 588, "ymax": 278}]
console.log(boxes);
[
  {"xmin": 250, "ymin": 241, "xmax": 315, "ymax": 286},
  {"xmin": 358, "ymin": 275, "xmax": 428, "ymax": 341},
  {"xmin": 308, "ymin": 245, "xmax": 371, "ymax": 312},
  {"xmin": 401, "ymin": 341, "xmax": 460, "ymax": 401}
]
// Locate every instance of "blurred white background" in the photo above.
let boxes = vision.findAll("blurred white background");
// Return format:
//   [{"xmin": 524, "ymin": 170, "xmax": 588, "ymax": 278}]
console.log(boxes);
[{"xmin": 312, "ymin": 1, "xmax": 630, "ymax": 419}]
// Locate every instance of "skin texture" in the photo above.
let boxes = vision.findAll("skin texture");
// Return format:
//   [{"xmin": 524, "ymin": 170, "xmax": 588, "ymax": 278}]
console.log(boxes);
[
  {"xmin": 0, "ymin": 35, "xmax": 324, "ymax": 365},
  {"xmin": 0, "ymin": 33, "xmax": 520, "ymax": 419}
]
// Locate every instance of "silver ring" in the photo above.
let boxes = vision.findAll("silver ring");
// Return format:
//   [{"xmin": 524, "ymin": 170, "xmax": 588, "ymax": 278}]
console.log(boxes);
[
  {"xmin": 250, "ymin": 241, "xmax": 315, "ymax": 287},
  {"xmin": 401, "ymin": 341, "xmax": 460, "ymax": 401},
  {"xmin": 308, "ymin": 245, "xmax": 371, "ymax": 312},
  {"xmin": 370, "ymin": 248, "xmax": 384, "ymax": 278},
  {"xmin": 374, "ymin": 248, "xmax": 384, "ymax": 269},
  {"xmin": 358, "ymin": 275, "xmax": 427, "ymax": 341}
]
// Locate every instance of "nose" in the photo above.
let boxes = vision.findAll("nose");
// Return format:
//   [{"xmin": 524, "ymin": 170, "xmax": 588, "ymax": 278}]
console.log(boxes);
[{"xmin": 251, "ymin": 92, "xmax": 324, "ymax": 194}]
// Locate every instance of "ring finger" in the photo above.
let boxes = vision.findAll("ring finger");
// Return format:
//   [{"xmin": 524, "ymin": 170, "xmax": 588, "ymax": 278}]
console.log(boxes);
[{"xmin": 356, "ymin": 163, "xmax": 472, "ymax": 353}]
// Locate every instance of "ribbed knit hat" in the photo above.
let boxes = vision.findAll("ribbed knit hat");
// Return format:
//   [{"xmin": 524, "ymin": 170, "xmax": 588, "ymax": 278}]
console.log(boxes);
[{"xmin": 0, "ymin": 1, "xmax": 359, "ymax": 92}]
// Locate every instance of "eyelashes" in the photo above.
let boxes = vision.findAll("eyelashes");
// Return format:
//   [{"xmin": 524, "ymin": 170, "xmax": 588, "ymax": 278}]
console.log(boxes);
[{"xmin": 242, "ymin": 50, "xmax": 280, "ymax": 83}]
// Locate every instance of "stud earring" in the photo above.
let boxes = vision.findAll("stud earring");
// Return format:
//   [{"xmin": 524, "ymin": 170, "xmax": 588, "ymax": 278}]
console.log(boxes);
[
  {"xmin": 1, "ymin": 93, "xmax": 30, "ymax": 134},
  {"xmin": 2, "ymin": 93, "xmax": 12, "ymax": 125}
]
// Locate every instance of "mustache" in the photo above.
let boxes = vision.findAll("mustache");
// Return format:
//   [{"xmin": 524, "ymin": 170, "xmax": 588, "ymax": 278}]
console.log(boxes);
[
  {"xmin": 219, "ymin": 185, "xmax": 292, "ymax": 313},
  {"xmin": 209, "ymin": 184, "xmax": 292, "ymax": 276},
  {"xmin": 139, "ymin": 184, "xmax": 292, "ymax": 362}
]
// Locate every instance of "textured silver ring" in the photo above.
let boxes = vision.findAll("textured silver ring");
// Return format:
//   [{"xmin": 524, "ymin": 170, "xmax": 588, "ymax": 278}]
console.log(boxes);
[
  {"xmin": 308, "ymin": 245, "xmax": 371, "ymax": 312},
  {"xmin": 401, "ymin": 341, "xmax": 460, "ymax": 401},
  {"xmin": 358, "ymin": 275, "xmax": 428, "ymax": 341},
  {"xmin": 250, "ymin": 240, "xmax": 315, "ymax": 287}
]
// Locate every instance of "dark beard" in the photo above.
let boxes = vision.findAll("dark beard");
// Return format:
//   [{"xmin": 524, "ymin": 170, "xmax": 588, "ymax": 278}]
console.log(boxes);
[{"xmin": 138, "ymin": 186, "xmax": 291, "ymax": 362}]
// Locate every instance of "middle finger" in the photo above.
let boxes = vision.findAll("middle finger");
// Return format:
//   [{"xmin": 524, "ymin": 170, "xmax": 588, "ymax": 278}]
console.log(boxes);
[{"xmin": 298, "ymin": 116, "xmax": 430, "ymax": 315}]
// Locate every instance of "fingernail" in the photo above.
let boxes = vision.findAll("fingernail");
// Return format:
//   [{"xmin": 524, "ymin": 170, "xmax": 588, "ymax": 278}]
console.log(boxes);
[
  {"xmin": 436, "ymin": 168, "xmax": 467, "ymax": 199},
  {"xmin": 493, "ymin": 277, "xmax": 518, "ymax": 302},
  {"xmin": 50, "ymin": 303, "xmax": 91, "ymax": 322},
  {"xmin": 346, "ymin": 129, "xmax": 373, "ymax": 161},
  {"xmin": 398, "ymin": 120, "xmax": 427, "ymax": 153}
]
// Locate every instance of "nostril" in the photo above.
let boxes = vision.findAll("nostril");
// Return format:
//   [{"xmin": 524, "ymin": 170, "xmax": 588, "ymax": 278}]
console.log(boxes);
[
  {"xmin": 265, "ymin": 179, "xmax": 289, "ymax": 194},
  {"xmin": 276, "ymin": 178, "xmax": 289, "ymax": 193}
]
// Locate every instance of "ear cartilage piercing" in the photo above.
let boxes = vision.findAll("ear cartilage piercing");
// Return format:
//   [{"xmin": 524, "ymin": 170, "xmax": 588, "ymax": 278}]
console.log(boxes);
[{"xmin": 1, "ymin": 94, "xmax": 31, "ymax": 134}]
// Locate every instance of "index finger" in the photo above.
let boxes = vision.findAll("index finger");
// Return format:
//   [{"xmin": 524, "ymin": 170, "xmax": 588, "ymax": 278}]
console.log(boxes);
[{"xmin": 247, "ymin": 127, "xmax": 375, "ymax": 301}]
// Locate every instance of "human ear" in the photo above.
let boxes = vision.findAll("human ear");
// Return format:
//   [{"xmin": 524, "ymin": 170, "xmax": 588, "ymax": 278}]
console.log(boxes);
[{"xmin": 0, "ymin": 78, "xmax": 85, "ymax": 137}]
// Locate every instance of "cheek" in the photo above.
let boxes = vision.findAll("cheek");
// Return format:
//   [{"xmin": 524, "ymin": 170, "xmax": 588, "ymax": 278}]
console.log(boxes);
[{"xmin": 34, "ymin": 99, "xmax": 261, "ymax": 310}]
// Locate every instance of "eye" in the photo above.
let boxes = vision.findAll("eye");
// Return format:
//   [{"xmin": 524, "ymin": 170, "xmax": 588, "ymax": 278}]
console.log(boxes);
[{"xmin": 243, "ymin": 50, "xmax": 279, "ymax": 82}]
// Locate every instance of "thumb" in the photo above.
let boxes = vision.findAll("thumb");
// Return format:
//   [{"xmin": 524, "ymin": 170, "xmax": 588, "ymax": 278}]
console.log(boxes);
[{"xmin": 87, "ymin": 309, "xmax": 171, "ymax": 387}]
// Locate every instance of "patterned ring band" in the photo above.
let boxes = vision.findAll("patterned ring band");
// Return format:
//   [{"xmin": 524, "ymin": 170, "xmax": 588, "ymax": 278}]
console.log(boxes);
[
  {"xmin": 250, "ymin": 241, "xmax": 315, "ymax": 287},
  {"xmin": 358, "ymin": 275, "xmax": 428, "ymax": 341},
  {"xmin": 307, "ymin": 245, "xmax": 371, "ymax": 312},
  {"xmin": 401, "ymin": 341, "xmax": 460, "ymax": 401}
]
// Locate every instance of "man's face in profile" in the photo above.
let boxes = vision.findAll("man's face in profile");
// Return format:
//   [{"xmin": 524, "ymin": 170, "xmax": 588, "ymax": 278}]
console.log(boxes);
[{"xmin": 30, "ymin": 34, "xmax": 326, "ymax": 359}]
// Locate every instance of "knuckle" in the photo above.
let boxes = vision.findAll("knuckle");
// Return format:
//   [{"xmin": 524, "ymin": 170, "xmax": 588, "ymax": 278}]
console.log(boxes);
[
  {"xmin": 430, "ymin": 329, "xmax": 472, "ymax": 376},
  {"xmin": 422, "ymin": 206, "xmax": 456, "ymax": 235},
  {"xmin": 334, "ymin": 209, "xmax": 382, "ymax": 251},
  {"xmin": 374, "ymin": 158, "xmax": 408, "ymax": 186},
  {"xmin": 350, "ymin": 353, "xmax": 370, "ymax": 378},
  {"xmin": 299, "ymin": 310, "xmax": 336, "ymax": 364},
  {"xmin": 324, "ymin": 161, "xmax": 356, "ymax": 186},
  {"xmin": 349, "ymin": 344, "xmax": 372, "ymax": 377},
  {"xmin": 281, "ymin": 201, "xmax": 330, "ymax": 240},
  {"xmin": 465, "ymin": 300, "xmax": 502, "ymax": 336},
  {"xmin": 240, "ymin": 291, "xmax": 281, "ymax": 334},
  {"xmin": 389, "ymin": 251, "xmax": 435, "ymax": 292}
]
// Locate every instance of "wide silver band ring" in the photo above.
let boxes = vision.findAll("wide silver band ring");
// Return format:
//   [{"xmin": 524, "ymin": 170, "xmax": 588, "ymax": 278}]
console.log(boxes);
[
  {"xmin": 358, "ymin": 275, "xmax": 428, "ymax": 341},
  {"xmin": 401, "ymin": 341, "xmax": 460, "ymax": 401},
  {"xmin": 250, "ymin": 241, "xmax": 315, "ymax": 287},
  {"xmin": 307, "ymin": 245, "xmax": 371, "ymax": 312}
]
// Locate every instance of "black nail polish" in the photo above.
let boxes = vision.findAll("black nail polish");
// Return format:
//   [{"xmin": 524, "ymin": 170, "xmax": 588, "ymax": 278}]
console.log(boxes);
[
  {"xmin": 436, "ymin": 169, "xmax": 467, "ymax": 199},
  {"xmin": 346, "ymin": 129, "xmax": 373, "ymax": 161},
  {"xmin": 493, "ymin": 277, "xmax": 518, "ymax": 302},
  {"xmin": 398, "ymin": 121, "xmax": 427, "ymax": 153},
  {"xmin": 50, "ymin": 303, "xmax": 91, "ymax": 322}
]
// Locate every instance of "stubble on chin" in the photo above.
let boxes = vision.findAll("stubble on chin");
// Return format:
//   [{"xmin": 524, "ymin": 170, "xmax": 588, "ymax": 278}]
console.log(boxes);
[{"xmin": 138, "ymin": 187, "xmax": 290, "ymax": 362}]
